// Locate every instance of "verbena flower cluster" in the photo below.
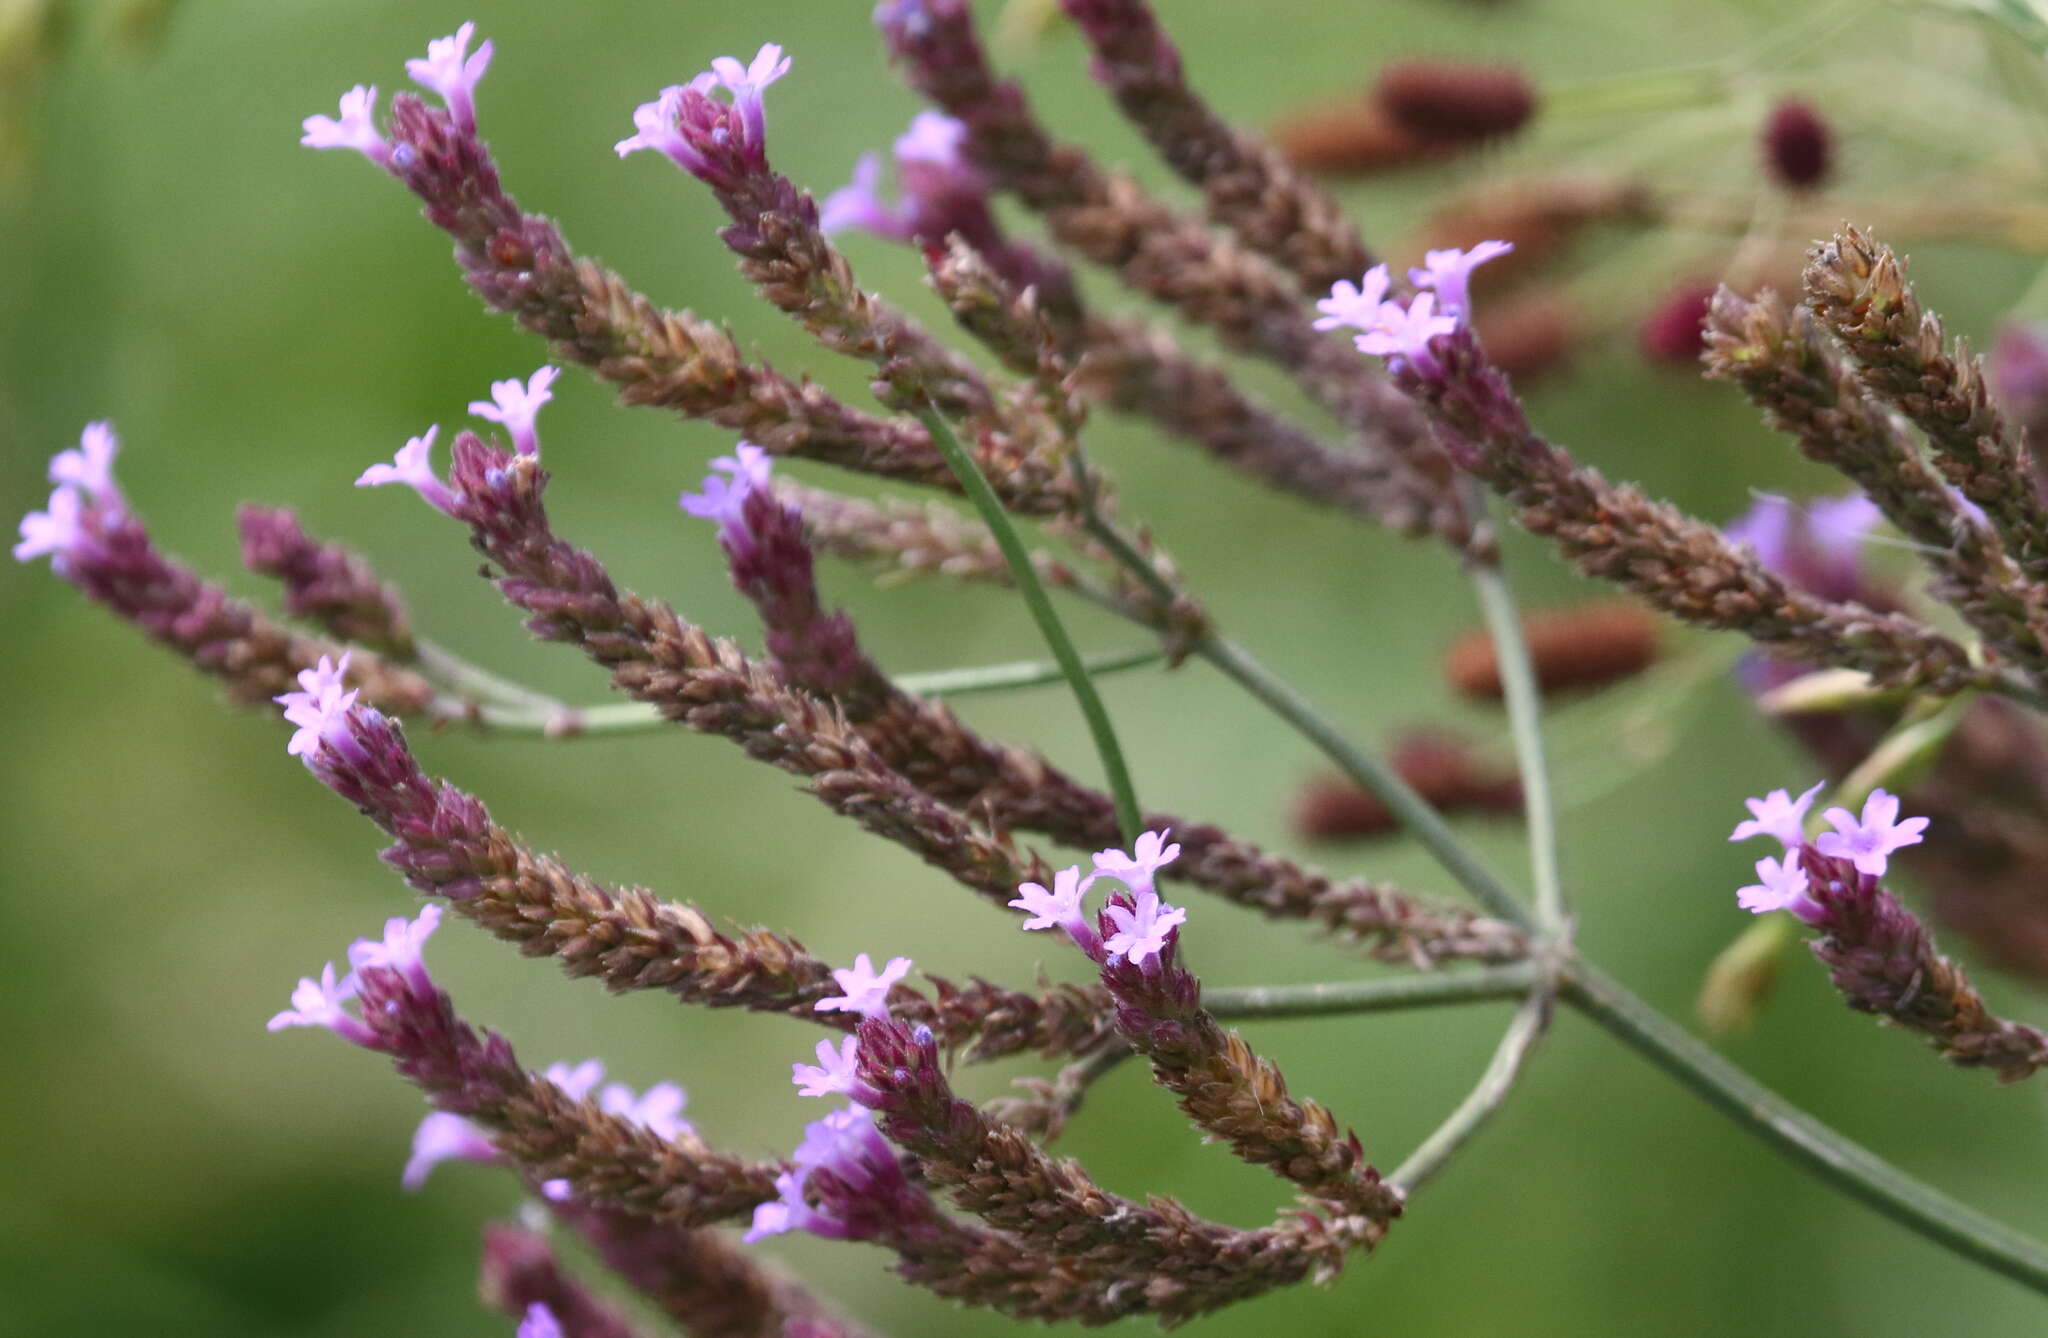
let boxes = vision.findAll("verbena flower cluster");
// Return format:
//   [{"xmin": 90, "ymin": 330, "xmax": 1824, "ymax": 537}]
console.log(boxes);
[{"xmin": 25, "ymin": 2, "xmax": 2048, "ymax": 1329}]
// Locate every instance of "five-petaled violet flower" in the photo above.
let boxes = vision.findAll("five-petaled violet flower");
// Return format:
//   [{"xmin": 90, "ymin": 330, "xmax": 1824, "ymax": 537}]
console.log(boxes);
[
  {"xmin": 709, "ymin": 43, "xmax": 791, "ymax": 149},
  {"xmin": 1313, "ymin": 267, "xmax": 1391, "ymax": 332},
  {"xmin": 793, "ymin": 1036, "xmax": 863, "ymax": 1098},
  {"xmin": 1815, "ymin": 789, "xmax": 1929, "ymax": 877},
  {"xmin": 1408, "ymin": 240, "xmax": 1513, "ymax": 316},
  {"xmin": 266, "ymin": 962, "xmax": 374, "ymax": 1047},
  {"xmin": 347, "ymin": 904, "xmax": 444, "ymax": 997},
  {"xmin": 468, "ymin": 366, "xmax": 559, "ymax": 456},
  {"xmin": 599, "ymin": 1080, "xmax": 692, "ymax": 1141},
  {"xmin": 1102, "ymin": 891, "xmax": 1187, "ymax": 968},
  {"xmin": 406, "ymin": 23, "xmax": 494, "ymax": 131},
  {"xmin": 276, "ymin": 652, "xmax": 359, "ymax": 762},
  {"xmin": 401, "ymin": 1112, "xmax": 498, "ymax": 1190},
  {"xmin": 815, "ymin": 953, "xmax": 912, "ymax": 1019},
  {"xmin": 746, "ymin": 1107, "xmax": 897, "ymax": 1243},
  {"xmin": 545, "ymin": 1059, "xmax": 607, "ymax": 1102},
  {"xmin": 357, "ymin": 426, "xmax": 458, "ymax": 515},
  {"xmin": 820, "ymin": 111, "xmax": 980, "ymax": 241},
  {"xmin": 1092, "ymin": 829, "xmax": 1181, "ymax": 894},
  {"xmin": 1729, "ymin": 781, "xmax": 1824, "ymax": 851},
  {"xmin": 1354, "ymin": 291, "xmax": 1460, "ymax": 377},
  {"xmin": 15, "ymin": 484, "xmax": 84, "ymax": 565},
  {"xmin": 301, "ymin": 85, "xmax": 393, "ymax": 169},
  {"xmin": 616, "ymin": 44, "xmax": 790, "ymax": 179},
  {"xmin": 679, "ymin": 443, "xmax": 774, "ymax": 531},
  {"xmin": 49, "ymin": 421, "xmax": 123, "ymax": 508},
  {"xmin": 1737, "ymin": 852, "xmax": 1820, "ymax": 922},
  {"xmin": 517, "ymin": 1302, "xmax": 563, "ymax": 1338}
]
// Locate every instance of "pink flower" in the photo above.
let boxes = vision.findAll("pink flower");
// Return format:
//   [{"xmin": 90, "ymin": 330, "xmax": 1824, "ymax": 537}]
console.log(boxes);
[
  {"xmin": 1729, "ymin": 781, "xmax": 1824, "ymax": 850},
  {"xmin": 276, "ymin": 652, "xmax": 360, "ymax": 762},
  {"xmin": 793, "ymin": 1036, "xmax": 862, "ymax": 1098},
  {"xmin": 301, "ymin": 85, "xmax": 393, "ymax": 169},
  {"xmin": 1092, "ymin": 829, "xmax": 1181, "ymax": 894},
  {"xmin": 815, "ymin": 953, "xmax": 913, "ymax": 1019},
  {"xmin": 468, "ymin": 366, "xmax": 559, "ymax": 456},
  {"xmin": 1009, "ymin": 865, "xmax": 1103, "ymax": 958},
  {"xmin": 1102, "ymin": 891, "xmax": 1186, "ymax": 968},
  {"xmin": 401, "ymin": 1112, "xmax": 498, "ymax": 1190},
  {"xmin": 356, "ymin": 427, "xmax": 457, "ymax": 515},
  {"xmin": 708, "ymin": 43, "xmax": 792, "ymax": 150},
  {"xmin": 1354, "ymin": 291, "xmax": 1460, "ymax": 377},
  {"xmin": 745, "ymin": 1169, "xmax": 826, "ymax": 1242},
  {"xmin": 819, "ymin": 153, "xmax": 903, "ymax": 238},
  {"xmin": 1315, "ymin": 268, "xmax": 1393, "ymax": 332},
  {"xmin": 516, "ymin": 1303, "xmax": 563, "ymax": 1338},
  {"xmin": 266, "ymin": 962, "xmax": 375, "ymax": 1047},
  {"xmin": 347, "ymin": 904, "xmax": 443, "ymax": 997},
  {"xmin": 820, "ymin": 111, "xmax": 984, "ymax": 244},
  {"xmin": 679, "ymin": 443, "xmax": 774, "ymax": 528},
  {"xmin": 543, "ymin": 1059, "xmax": 607, "ymax": 1102},
  {"xmin": 1408, "ymin": 240, "xmax": 1513, "ymax": 317},
  {"xmin": 49, "ymin": 421, "xmax": 123, "ymax": 508},
  {"xmin": 1815, "ymin": 789, "xmax": 1929, "ymax": 877},
  {"xmin": 1737, "ymin": 852, "xmax": 1821, "ymax": 922},
  {"xmin": 406, "ymin": 23, "xmax": 494, "ymax": 131},
  {"xmin": 598, "ymin": 1080, "xmax": 692, "ymax": 1141},
  {"xmin": 15, "ymin": 485, "xmax": 84, "ymax": 565}
]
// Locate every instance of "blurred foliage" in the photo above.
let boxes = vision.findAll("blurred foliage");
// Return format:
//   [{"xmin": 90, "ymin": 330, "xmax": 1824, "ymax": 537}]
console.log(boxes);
[{"xmin": 6, "ymin": 1, "xmax": 2048, "ymax": 1335}]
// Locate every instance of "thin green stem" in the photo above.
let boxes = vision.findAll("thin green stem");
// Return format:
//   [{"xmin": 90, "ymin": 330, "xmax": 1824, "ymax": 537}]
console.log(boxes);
[
  {"xmin": 415, "ymin": 637, "xmax": 566, "ymax": 711},
  {"xmin": 1390, "ymin": 989, "xmax": 1551, "ymax": 1193},
  {"xmin": 1565, "ymin": 963, "xmax": 2048, "ymax": 1295},
  {"xmin": 1469, "ymin": 561, "xmax": 1568, "ymax": 938},
  {"xmin": 914, "ymin": 407, "xmax": 1144, "ymax": 842},
  {"xmin": 1204, "ymin": 963, "xmax": 1540, "ymax": 1020},
  {"xmin": 1193, "ymin": 633, "xmax": 1535, "ymax": 929},
  {"xmin": 422, "ymin": 647, "xmax": 1166, "ymax": 737}
]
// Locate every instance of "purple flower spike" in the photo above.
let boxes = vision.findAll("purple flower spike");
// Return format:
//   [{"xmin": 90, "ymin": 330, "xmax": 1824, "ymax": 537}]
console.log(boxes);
[
  {"xmin": 402, "ymin": 1111, "xmax": 498, "ymax": 1190},
  {"xmin": 1737, "ymin": 853, "xmax": 1821, "ymax": 922},
  {"xmin": 815, "ymin": 953, "xmax": 913, "ymax": 1019},
  {"xmin": 543, "ymin": 1059, "xmax": 606, "ymax": 1102},
  {"xmin": 679, "ymin": 442, "xmax": 774, "ymax": 530},
  {"xmin": 301, "ymin": 85, "xmax": 393, "ymax": 169},
  {"xmin": 1815, "ymin": 789, "xmax": 1930, "ymax": 877},
  {"xmin": 793, "ymin": 1036, "xmax": 864, "ymax": 1098},
  {"xmin": 357, "ymin": 426, "xmax": 458, "ymax": 515},
  {"xmin": 406, "ymin": 22, "xmax": 494, "ymax": 132},
  {"xmin": 1092, "ymin": 828, "xmax": 1182, "ymax": 894},
  {"xmin": 598, "ymin": 1080, "xmax": 692, "ymax": 1141},
  {"xmin": 346, "ymin": 904, "xmax": 443, "ymax": 998},
  {"xmin": 267, "ymin": 962, "xmax": 375, "ymax": 1047},
  {"xmin": 1314, "ymin": 267, "xmax": 1392, "ymax": 332},
  {"xmin": 1730, "ymin": 781, "xmax": 1824, "ymax": 850},
  {"xmin": 49, "ymin": 421, "xmax": 123, "ymax": 509},
  {"xmin": 1102, "ymin": 891, "xmax": 1187, "ymax": 969},
  {"xmin": 516, "ymin": 1302, "xmax": 563, "ymax": 1338},
  {"xmin": 1408, "ymin": 240, "xmax": 1513, "ymax": 317},
  {"xmin": 15, "ymin": 485, "xmax": 84, "ymax": 565},
  {"xmin": 1354, "ymin": 291, "xmax": 1460, "ymax": 378},
  {"xmin": 276, "ymin": 652, "xmax": 360, "ymax": 762},
  {"xmin": 708, "ymin": 42, "xmax": 792, "ymax": 151},
  {"xmin": 468, "ymin": 365, "xmax": 559, "ymax": 456}
]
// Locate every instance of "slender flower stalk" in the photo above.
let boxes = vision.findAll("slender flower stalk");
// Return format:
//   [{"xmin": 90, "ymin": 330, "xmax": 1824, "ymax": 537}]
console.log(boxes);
[
  {"xmin": 237, "ymin": 505, "xmax": 416, "ymax": 657},
  {"xmin": 479, "ymin": 1226, "xmax": 649, "ymax": 1338}
]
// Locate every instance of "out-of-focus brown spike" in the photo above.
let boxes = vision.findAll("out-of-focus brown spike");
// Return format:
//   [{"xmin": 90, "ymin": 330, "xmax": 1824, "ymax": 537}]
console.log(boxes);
[
  {"xmin": 1374, "ymin": 60, "xmax": 1538, "ymax": 143},
  {"xmin": 1294, "ymin": 731, "xmax": 1523, "ymax": 841},
  {"xmin": 1443, "ymin": 600, "xmax": 1662, "ymax": 700},
  {"xmin": 1271, "ymin": 99, "xmax": 1459, "ymax": 175},
  {"xmin": 1415, "ymin": 173, "xmax": 1652, "ymax": 294},
  {"xmin": 1473, "ymin": 288, "xmax": 1580, "ymax": 382}
]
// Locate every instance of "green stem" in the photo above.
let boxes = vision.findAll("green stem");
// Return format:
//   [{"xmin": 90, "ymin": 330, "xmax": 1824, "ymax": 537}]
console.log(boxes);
[
  {"xmin": 1204, "ymin": 963, "xmax": 1540, "ymax": 1020},
  {"xmin": 1565, "ymin": 963, "xmax": 2048, "ymax": 1295},
  {"xmin": 1390, "ymin": 989, "xmax": 1551, "ymax": 1193},
  {"xmin": 1194, "ymin": 633, "xmax": 1535, "ymax": 930},
  {"xmin": 415, "ymin": 638, "xmax": 566, "ymax": 711},
  {"xmin": 914, "ymin": 407, "xmax": 1144, "ymax": 842},
  {"xmin": 1469, "ymin": 561, "xmax": 1568, "ymax": 937},
  {"xmin": 423, "ymin": 647, "xmax": 1166, "ymax": 737}
]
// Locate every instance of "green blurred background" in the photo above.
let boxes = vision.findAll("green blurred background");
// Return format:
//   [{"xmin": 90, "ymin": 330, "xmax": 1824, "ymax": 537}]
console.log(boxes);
[{"xmin": 7, "ymin": 0, "xmax": 2048, "ymax": 1333}]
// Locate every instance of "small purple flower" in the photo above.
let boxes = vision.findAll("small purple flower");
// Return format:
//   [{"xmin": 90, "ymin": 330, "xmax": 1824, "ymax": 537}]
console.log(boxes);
[
  {"xmin": 468, "ymin": 366, "xmax": 559, "ymax": 456},
  {"xmin": 598, "ymin": 1080, "xmax": 693, "ymax": 1141},
  {"xmin": 1815, "ymin": 789, "xmax": 1929, "ymax": 877},
  {"xmin": 1354, "ymin": 291, "xmax": 1461, "ymax": 378},
  {"xmin": 708, "ymin": 43, "xmax": 791, "ymax": 150},
  {"xmin": 516, "ymin": 1302, "xmax": 563, "ymax": 1338},
  {"xmin": 814, "ymin": 953, "xmax": 913, "ymax": 1020},
  {"xmin": 745, "ymin": 1170, "xmax": 825, "ymax": 1243},
  {"xmin": 746, "ymin": 1106, "xmax": 899, "ymax": 1242},
  {"xmin": 1726, "ymin": 492, "xmax": 1880, "ymax": 601},
  {"xmin": 357, "ymin": 427, "xmax": 458, "ymax": 515},
  {"xmin": 14, "ymin": 485, "xmax": 84, "ymax": 565},
  {"xmin": 615, "ymin": 80, "xmax": 710, "ymax": 170},
  {"xmin": 1009, "ymin": 865, "xmax": 1103, "ymax": 958},
  {"xmin": 49, "ymin": 421, "xmax": 123, "ymax": 509},
  {"xmin": 266, "ymin": 962, "xmax": 375, "ymax": 1047},
  {"xmin": 793, "ymin": 1036, "xmax": 862, "ymax": 1098},
  {"xmin": 819, "ymin": 154, "xmax": 901, "ymax": 238},
  {"xmin": 1737, "ymin": 852, "xmax": 1821, "ymax": 922},
  {"xmin": 406, "ymin": 22, "xmax": 494, "ymax": 132},
  {"xmin": 1730, "ymin": 781, "xmax": 1824, "ymax": 850},
  {"xmin": 402, "ymin": 1112, "xmax": 498, "ymax": 1190},
  {"xmin": 679, "ymin": 442, "xmax": 773, "ymax": 530},
  {"xmin": 821, "ymin": 111, "xmax": 984, "ymax": 245},
  {"xmin": 301, "ymin": 85, "xmax": 393, "ymax": 169},
  {"xmin": 543, "ymin": 1059, "xmax": 607, "ymax": 1102},
  {"xmin": 346, "ymin": 904, "xmax": 443, "ymax": 998},
  {"xmin": 276, "ymin": 652, "xmax": 360, "ymax": 762},
  {"xmin": 1092, "ymin": 829, "xmax": 1181, "ymax": 894},
  {"xmin": 1408, "ymin": 240, "xmax": 1514, "ymax": 317},
  {"xmin": 1314, "ymin": 267, "xmax": 1392, "ymax": 332},
  {"xmin": 1102, "ymin": 891, "xmax": 1187, "ymax": 969}
]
